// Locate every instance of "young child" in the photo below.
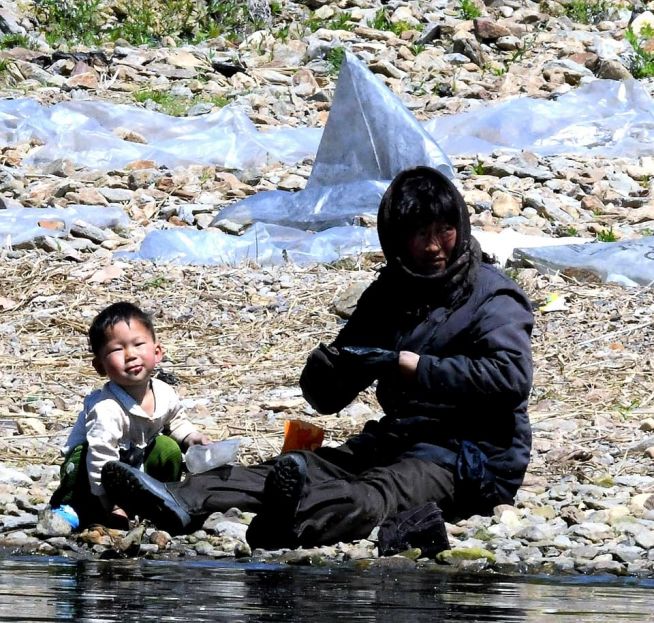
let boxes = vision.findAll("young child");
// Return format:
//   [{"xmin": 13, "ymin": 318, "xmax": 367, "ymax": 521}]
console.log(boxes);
[{"xmin": 50, "ymin": 301, "xmax": 208, "ymax": 529}]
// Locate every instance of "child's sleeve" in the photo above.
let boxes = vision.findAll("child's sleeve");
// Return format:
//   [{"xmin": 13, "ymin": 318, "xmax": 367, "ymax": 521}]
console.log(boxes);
[
  {"xmin": 84, "ymin": 402, "xmax": 124, "ymax": 497},
  {"xmin": 163, "ymin": 390, "xmax": 197, "ymax": 444}
]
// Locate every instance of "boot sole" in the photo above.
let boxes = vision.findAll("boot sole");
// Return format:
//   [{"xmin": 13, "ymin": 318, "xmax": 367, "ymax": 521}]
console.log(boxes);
[
  {"xmin": 264, "ymin": 453, "xmax": 307, "ymax": 517},
  {"xmin": 102, "ymin": 462, "xmax": 191, "ymax": 535}
]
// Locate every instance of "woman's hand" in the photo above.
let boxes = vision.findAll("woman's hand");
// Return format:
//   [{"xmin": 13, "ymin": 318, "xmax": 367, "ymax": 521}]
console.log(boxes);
[
  {"xmin": 399, "ymin": 350, "xmax": 420, "ymax": 381},
  {"xmin": 110, "ymin": 505, "xmax": 130, "ymax": 530}
]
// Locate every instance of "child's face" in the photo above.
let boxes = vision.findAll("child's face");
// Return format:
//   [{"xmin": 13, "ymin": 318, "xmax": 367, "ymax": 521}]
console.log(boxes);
[
  {"xmin": 404, "ymin": 221, "xmax": 457, "ymax": 274},
  {"xmin": 93, "ymin": 319, "xmax": 163, "ymax": 388}
]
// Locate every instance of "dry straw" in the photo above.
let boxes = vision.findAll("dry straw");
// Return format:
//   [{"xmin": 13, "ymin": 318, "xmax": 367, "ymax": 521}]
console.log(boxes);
[{"xmin": 1, "ymin": 255, "xmax": 654, "ymax": 490}]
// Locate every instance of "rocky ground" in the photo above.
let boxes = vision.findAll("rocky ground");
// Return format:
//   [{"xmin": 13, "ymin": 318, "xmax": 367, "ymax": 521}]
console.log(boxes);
[{"xmin": 1, "ymin": 0, "xmax": 654, "ymax": 576}]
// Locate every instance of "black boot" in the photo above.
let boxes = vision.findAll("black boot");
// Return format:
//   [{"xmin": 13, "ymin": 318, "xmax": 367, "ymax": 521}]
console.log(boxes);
[
  {"xmin": 101, "ymin": 461, "xmax": 192, "ymax": 535},
  {"xmin": 246, "ymin": 453, "xmax": 307, "ymax": 550},
  {"xmin": 377, "ymin": 502, "xmax": 450, "ymax": 558}
]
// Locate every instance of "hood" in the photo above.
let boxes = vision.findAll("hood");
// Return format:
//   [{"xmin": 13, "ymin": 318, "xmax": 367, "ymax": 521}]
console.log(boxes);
[{"xmin": 377, "ymin": 166, "xmax": 474, "ymax": 283}]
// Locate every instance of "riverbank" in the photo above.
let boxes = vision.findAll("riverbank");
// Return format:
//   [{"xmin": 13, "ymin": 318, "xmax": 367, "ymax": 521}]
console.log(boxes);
[
  {"xmin": 0, "ymin": 0, "xmax": 653, "ymax": 575},
  {"xmin": 0, "ymin": 257, "xmax": 653, "ymax": 575}
]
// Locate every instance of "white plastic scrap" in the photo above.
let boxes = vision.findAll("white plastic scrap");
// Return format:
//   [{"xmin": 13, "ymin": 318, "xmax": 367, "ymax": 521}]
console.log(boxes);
[
  {"xmin": 118, "ymin": 222, "xmax": 381, "ymax": 266},
  {"xmin": 515, "ymin": 237, "xmax": 654, "ymax": 287},
  {"xmin": 0, "ymin": 205, "xmax": 128, "ymax": 247}
]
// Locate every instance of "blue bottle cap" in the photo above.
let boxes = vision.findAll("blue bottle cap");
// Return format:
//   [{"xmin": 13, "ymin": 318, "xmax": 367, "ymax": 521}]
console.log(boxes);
[{"xmin": 52, "ymin": 505, "xmax": 80, "ymax": 530}]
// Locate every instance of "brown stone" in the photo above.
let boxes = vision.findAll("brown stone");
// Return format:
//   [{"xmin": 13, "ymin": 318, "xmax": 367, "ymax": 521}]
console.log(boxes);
[
  {"xmin": 65, "ymin": 71, "xmax": 99, "ymax": 90},
  {"xmin": 594, "ymin": 60, "xmax": 632, "ymax": 81},
  {"xmin": 473, "ymin": 18, "xmax": 511, "ymax": 41},
  {"xmin": 580, "ymin": 195, "xmax": 605, "ymax": 214}
]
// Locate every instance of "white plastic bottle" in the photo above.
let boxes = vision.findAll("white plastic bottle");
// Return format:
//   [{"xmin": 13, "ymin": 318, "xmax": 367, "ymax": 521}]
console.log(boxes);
[{"xmin": 185, "ymin": 439, "xmax": 241, "ymax": 474}]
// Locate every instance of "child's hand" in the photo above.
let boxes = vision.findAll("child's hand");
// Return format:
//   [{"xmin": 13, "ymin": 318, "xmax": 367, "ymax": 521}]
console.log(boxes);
[{"xmin": 183, "ymin": 431, "xmax": 210, "ymax": 448}]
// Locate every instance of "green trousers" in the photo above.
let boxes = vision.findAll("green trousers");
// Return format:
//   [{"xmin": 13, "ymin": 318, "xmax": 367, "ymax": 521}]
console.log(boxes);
[{"xmin": 50, "ymin": 435, "xmax": 183, "ymax": 528}]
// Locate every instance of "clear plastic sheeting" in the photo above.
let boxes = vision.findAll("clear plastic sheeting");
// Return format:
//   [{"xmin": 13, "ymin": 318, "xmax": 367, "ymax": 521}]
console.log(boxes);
[
  {"xmin": 214, "ymin": 52, "xmax": 453, "ymax": 230},
  {"xmin": 122, "ymin": 223, "xmax": 590, "ymax": 267},
  {"xmin": 1, "ymin": 72, "xmax": 654, "ymax": 173},
  {"xmin": 0, "ymin": 205, "xmax": 128, "ymax": 246},
  {"xmin": 0, "ymin": 98, "xmax": 321, "ymax": 171},
  {"xmin": 515, "ymin": 237, "xmax": 654, "ymax": 286},
  {"xmin": 119, "ymin": 222, "xmax": 381, "ymax": 266},
  {"xmin": 426, "ymin": 79, "xmax": 654, "ymax": 157},
  {"xmin": 472, "ymin": 229, "xmax": 590, "ymax": 267}
]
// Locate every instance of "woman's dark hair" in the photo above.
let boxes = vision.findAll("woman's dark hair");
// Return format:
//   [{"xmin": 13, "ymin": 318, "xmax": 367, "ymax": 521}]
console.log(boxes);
[
  {"xmin": 88, "ymin": 302, "xmax": 155, "ymax": 355},
  {"xmin": 388, "ymin": 168, "xmax": 465, "ymax": 236},
  {"xmin": 378, "ymin": 167, "xmax": 471, "ymax": 265}
]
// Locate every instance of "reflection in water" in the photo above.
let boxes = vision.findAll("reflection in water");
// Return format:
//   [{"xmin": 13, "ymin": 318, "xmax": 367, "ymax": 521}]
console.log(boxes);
[{"xmin": 0, "ymin": 558, "xmax": 651, "ymax": 622}]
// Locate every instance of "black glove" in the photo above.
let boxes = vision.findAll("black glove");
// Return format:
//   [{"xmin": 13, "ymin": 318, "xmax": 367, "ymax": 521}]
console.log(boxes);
[
  {"xmin": 306, "ymin": 342, "xmax": 340, "ymax": 370},
  {"xmin": 339, "ymin": 345, "xmax": 399, "ymax": 376}
]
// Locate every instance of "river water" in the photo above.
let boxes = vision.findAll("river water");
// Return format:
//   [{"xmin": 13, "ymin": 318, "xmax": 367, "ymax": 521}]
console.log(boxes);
[{"xmin": 0, "ymin": 557, "xmax": 652, "ymax": 622}]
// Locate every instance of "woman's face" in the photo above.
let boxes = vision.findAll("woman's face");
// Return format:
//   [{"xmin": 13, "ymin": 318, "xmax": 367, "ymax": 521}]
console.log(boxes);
[{"xmin": 405, "ymin": 221, "xmax": 457, "ymax": 274}]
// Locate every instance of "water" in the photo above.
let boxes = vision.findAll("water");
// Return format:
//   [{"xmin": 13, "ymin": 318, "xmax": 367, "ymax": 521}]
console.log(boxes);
[{"xmin": 0, "ymin": 557, "xmax": 652, "ymax": 622}]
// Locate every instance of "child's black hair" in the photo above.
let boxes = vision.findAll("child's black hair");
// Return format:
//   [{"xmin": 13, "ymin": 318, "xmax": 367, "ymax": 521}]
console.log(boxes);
[{"xmin": 88, "ymin": 302, "xmax": 155, "ymax": 356}]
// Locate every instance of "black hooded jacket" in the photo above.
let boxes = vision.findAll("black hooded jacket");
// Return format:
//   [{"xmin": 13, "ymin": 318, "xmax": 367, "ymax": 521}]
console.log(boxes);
[{"xmin": 300, "ymin": 168, "xmax": 533, "ymax": 507}]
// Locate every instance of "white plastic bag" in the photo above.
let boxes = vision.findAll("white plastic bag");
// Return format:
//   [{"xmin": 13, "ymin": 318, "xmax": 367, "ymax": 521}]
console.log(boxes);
[{"xmin": 185, "ymin": 439, "xmax": 241, "ymax": 473}]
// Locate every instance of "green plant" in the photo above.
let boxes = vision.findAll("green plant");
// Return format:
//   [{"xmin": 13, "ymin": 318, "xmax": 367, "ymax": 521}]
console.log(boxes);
[
  {"xmin": 32, "ymin": 0, "xmax": 105, "ymax": 46},
  {"xmin": 326, "ymin": 46, "xmax": 346, "ymax": 74},
  {"xmin": 31, "ymin": 0, "xmax": 261, "ymax": 46},
  {"xmin": 0, "ymin": 58, "xmax": 9, "ymax": 72},
  {"xmin": 459, "ymin": 0, "xmax": 482, "ymax": 20},
  {"xmin": 641, "ymin": 227, "xmax": 654, "ymax": 237},
  {"xmin": 564, "ymin": 0, "xmax": 611, "ymax": 24},
  {"xmin": 328, "ymin": 12, "xmax": 355, "ymax": 31},
  {"xmin": 275, "ymin": 24, "xmax": 290, "ymax": 42},
  {"xmin": 133, "ymin": 90, "xmax": 187, "ymax": 116},
  {"xmin": 369, "ymin": 8, "xmax": 418, "ymax": 36},
  {"xmin": 0, "ymin": 34, "xmax": 35, "ymax": 49},
  {"xmin": 564, "ymin": 225, "xmax": 579, "ymax": 237},
  {"xmin": 208, "ymin": 0, "xmax": 268, "ymax": 36},
  {"xmin": 616, "ymin": 399, "xmax": 640, "ymax": 417},
  {"xmin": 306, "ymin": 11, "xmax": 354, "ymax": 33},
  {"xmin": 626, "ymin": 28, "xmax": 654, "ymax": 79},
  {"xmin": 471, "ymin": 160, "xmax": 485, "ymax": 175},
  {"xmin": 133, "ymin": 90, "xmax": 230, "ymax": 116},
  {"xmin": 596, "ymin": 226, "xmax": 618, "ymax": 242},
  {"xmin": 115, "ymin": 0, "xmax": 211, "ymax": 44},
  {"xmin": 144, "ymin": 276, "xmax": 170, "ymax": 289},
  {"xmin": 207, "ymin": 94, "xmax": 230, "ymax": 108},
  {"xmin": 410, "ymin": 42, "xmax": 426, "ymax": 56},
  {"xmin": 270, "ymin": 1, "xmax": 282, "ymax": 15}
]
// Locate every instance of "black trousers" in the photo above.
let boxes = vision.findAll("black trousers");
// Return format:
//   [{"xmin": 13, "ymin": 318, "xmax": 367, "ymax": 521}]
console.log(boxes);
[{"xmin": 169, "ymin": 429, "xmax": 455, "ymax": 547}]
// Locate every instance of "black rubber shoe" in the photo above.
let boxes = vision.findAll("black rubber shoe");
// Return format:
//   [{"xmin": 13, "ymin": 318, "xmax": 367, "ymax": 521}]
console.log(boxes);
[
  {"xmin": 101, "ymin": 461, "xmax": 192, "ymax": 535},
  {"xmin": 377, "ymin": 502, "xmax": 450, "ymax": 558},
  {"xmin": 247, "ymin": 453, "xmax": 308, "ymax": 550},
  {"xmin": 263, "ymin": 453, "xmax": 308, "ymax": 517}
]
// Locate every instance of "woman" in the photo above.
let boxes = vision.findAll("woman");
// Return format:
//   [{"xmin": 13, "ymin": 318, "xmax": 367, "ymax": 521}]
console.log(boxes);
[{"xmin": 102, "ymin": 167, "xmax": 533, "ymax": 553}]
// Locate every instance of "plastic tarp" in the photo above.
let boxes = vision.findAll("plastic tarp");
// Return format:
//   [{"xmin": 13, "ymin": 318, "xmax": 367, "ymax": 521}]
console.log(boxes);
[
  {"xmin": 127, "ymin": 52, "xmax": 454, "ymax": 265},
  {"xmin": 212, "ymin": 52, "xmax": 453, "ymax": 230},
  {"xmin": 515, "ymin": 237, "xmax": 654, "ymax": 287},
  {"xmin": 0, "ymin": 205, "xmax": 128, "ymax": 247},
  {"xmin": 119, "ymin": 223, "xmax": 588, "ymax": 268},
  {"xmin": 4, "ymin": 54, "xmax": 654, "ymax": 272},
  {"xmin": 3, "ymin": 71, "xmax": 654, "ymax": 172},
  {"xmin": 0, "ymin": 98, "xmax": 321, "ymax": 170},
  {"xmin": 426, "ymin": 78, "xmax": 654, "ymax": 157},
  {"xmin": 117, "ymin": 222, "xmax": 381, "ymax": 266}
]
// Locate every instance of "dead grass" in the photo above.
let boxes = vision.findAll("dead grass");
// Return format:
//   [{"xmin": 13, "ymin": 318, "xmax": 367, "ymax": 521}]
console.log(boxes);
[{"xmin": 1, "ymin": 254, "xmax": 653, "ymax": 489}]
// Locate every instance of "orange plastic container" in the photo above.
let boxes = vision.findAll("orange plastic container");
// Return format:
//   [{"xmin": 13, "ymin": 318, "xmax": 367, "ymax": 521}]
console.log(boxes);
[{"xmin": 282, "ymin": 419, "xmax": 324, "ymax": 453}]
